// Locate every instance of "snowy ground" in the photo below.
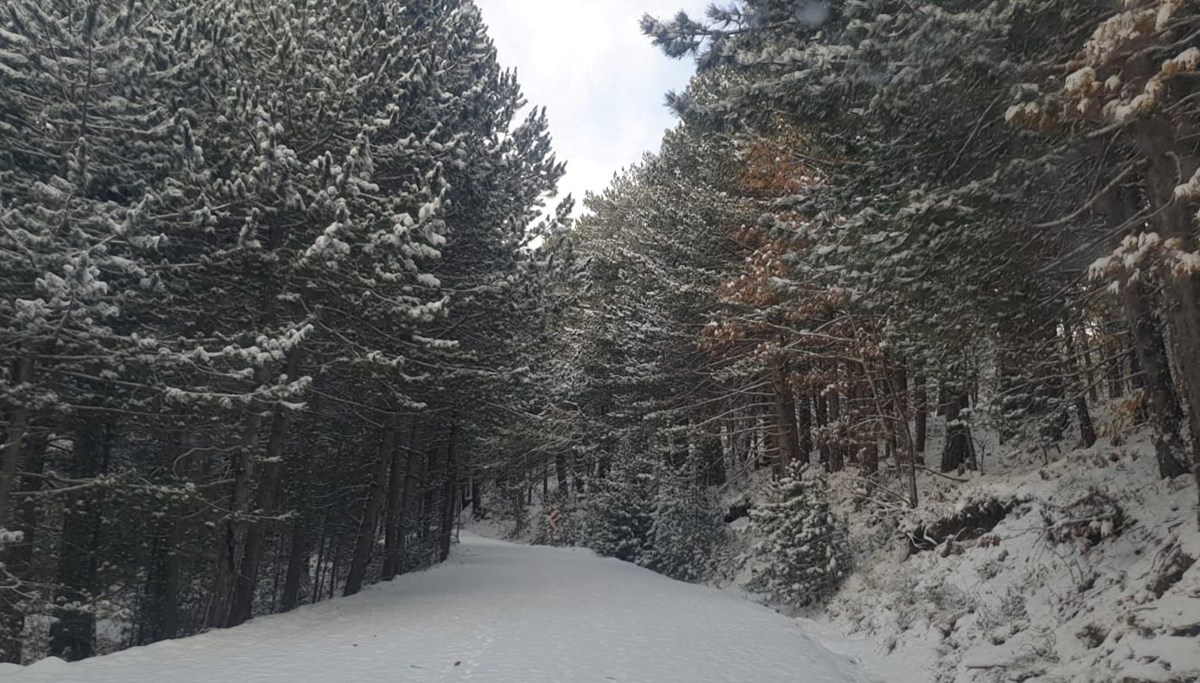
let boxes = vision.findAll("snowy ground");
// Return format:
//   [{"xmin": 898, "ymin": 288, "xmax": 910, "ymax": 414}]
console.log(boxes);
[
  {"xmin": 2, "ymin": 533, "xmax": 876, "ymax": 683},
  {"xmin": 816, "ymin": 430, "xmax": 1200, "ymax": 683}
]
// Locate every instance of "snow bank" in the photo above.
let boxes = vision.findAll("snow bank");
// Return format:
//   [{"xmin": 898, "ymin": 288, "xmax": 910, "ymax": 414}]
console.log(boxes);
[{"xmin": 815, "ymin": 431, "xmax": 1200, "ymax": 682}]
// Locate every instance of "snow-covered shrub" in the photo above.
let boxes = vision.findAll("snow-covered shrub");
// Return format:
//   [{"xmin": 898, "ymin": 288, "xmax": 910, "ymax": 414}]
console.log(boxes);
[
  {"xmin": 642, "ymin": 470, "xmax": 725, "ymax": 582},
  {"xmin": 976, "ymin": 585, "xmax": 1028, "ymax": 638},
  {"xmin": 747, "ymin": 466, "xmax": 850, "ymax": 608},
  {"xmin": 1043, "ymin": 488, "xmax": 1125, "ymax": 547}
]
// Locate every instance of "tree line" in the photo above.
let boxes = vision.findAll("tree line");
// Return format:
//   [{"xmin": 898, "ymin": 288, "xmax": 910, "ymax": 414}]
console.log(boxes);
[
  {"xmin": 489, "ymin": 0, "xmax": 1200, "ymax": 580},
  {"xmin": 0, "ymin": 0, "xmax": 570, "ymax": 663}
]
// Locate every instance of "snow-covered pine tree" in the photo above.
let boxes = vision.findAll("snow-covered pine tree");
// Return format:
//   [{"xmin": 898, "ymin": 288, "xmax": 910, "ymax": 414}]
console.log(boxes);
[
  {"xmin": 578, "ymin": 441, "xmax": 656, "ymax": 564},
  {"xmin": 1, "ymin": 0, "xmax": 568, "ymax": 662},
  {"xmin": 638, "ymin": 0, "xmax": 1124, "ymax": 478},
  {"xmin": 643, "ymin": 465, "xmax": 725, "ymax": 582},
  {"xmin": 0, "ymin": 0, "xmax": 215, "ymax": 660},
  {"xmin": 747, "ymin": 466, "xmax": 849, "ymax": 608}
]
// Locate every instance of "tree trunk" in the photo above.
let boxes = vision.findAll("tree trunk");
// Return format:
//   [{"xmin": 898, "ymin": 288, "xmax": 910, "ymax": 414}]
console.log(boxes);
[
  {"xmin": 1105, "ymin": 331, "xmax": 1125, "ymax": 401},
  {"xmin": 1074, "ymin": 394, "xmax": 1097, "ymax": 449},
  {"xmin": 395, "ymin": 437, "xmax": 421, "ymax": 576},
  {"xmin": 143, "ymin": 520, "xmax": 183, "ymax": 643},
  {"xmin": 769, "ymin": 362, "xmax": 800, "ymax": 476},
  {"xmin": 887, "ymin": 370, "xmax": 902, "ymax": 461},
  {"xmin": 438, "ymin": 423, "xmax": 458, "ymax": 563},
  {"xmin": 207, "ymin": 368, "xmax": 269, "ymax": 629},
  {"xmin": 1100, "ymin": 175, "xmax": 1190, "ymax": 478},
  {"xmin": 1135, "ymin": 119, "xmax": 1200, "ymax": 506},
  {"xmin": 696, "ymin": 428, "xmax": 725, "ymax": 486},
  {"xmin": 344, "ymin": 420, "xmax": 398, "ymax": 597},
  {"xmin": 814, "ymin": 393, "xmax": 829, "ymax": 470},
  {"xmin": 0, "ymin": 355, "xmax": 34, "ymax": 533},
  {"xmin": 0, "ymin": 432, "xmax": 45, "ymax": 663},
  {"xmin": 327, "ymin": 532, "xmax": 342, "ymax": 600},
  {"xmin": 861, "ymin": 442, "xmax": 879, "ymax": 477},
  {"xmin": 940, "ymin": 389, "xmax": 972, "ymax": 473},
  {"xmin": 280, "ymin": 393, "xmax": 325, "ymax": 611},
  {"xmin": 795, "ymin": 390, "xmax": 812, "ymax": 466},
  {"xmin": 230, "ymin": 351, "xmax": 303, "ymax": 626},
  {"xmin": 280, "ymin": 512, "xmax": 311, "ymax": 612},
  {"xmin": 1081, "ymin": 331, "xmax": 1100, "ymax": 404},
  {"xmin": 140, "ymin": 432, "xmax": 186, "ymax": 645},
  {"xmin": 826, "ymin": 386, "xmax": 844, "ymax": 472},
  {"xmin": 553, "ymin": 453, "xmax": 569, "ymax": 498},
  {"xmin": 1124, "ymin": 280, "xmax": 1190, "ymax": 478},
  {"xmin": 381, "ymin": 422, "xmax": 417, "ymax": 580},
  {"xmin": 1061, "ymin": 313, "xmax": 1097, "ymax": 449},
  {"xmin": 50, "ymin": 420, "xmax": 111, "ymax": 661},
  {"xmin": 311, "ymin": 519, "xmax": 329, "ymax": 604}
]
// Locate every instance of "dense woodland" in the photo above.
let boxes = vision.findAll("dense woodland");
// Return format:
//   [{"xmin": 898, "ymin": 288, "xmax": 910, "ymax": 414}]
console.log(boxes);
[
  {"xmin": 3, "ymin": 0, "xmax": 1200, "ymax": 667},
  {"xmin": 0, "ymin": 0, "xmax": 573, "ymax": 663},
  {"xmin": 495, "ymin": 0, "xmax": 1200, "ymax": 590}
]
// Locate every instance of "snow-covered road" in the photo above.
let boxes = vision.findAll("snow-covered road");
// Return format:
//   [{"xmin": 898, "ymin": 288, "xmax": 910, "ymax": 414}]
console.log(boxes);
[{"xmin": 6, "ymin": 534, "xmax": 875, "ymax": 682}]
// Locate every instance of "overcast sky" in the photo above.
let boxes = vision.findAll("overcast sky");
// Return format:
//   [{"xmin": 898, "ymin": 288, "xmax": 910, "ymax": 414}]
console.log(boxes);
[{"xmin": 474, "ymin": 0, "xmax": 711, "ymax": 212}]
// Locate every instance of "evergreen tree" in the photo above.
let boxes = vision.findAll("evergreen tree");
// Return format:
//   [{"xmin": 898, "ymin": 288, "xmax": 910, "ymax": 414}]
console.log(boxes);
[
  {"xmin": 0, "ymin": 0, "xmax": 565, "ymax": 662},
  {"xmin": 578, "ymin": 444, "xmax": 656, "ymax": 564},
  {"xmin": 644, "ymin": 467, "xmax": 725, "ymax": 583},
  {"xmin": 747, "ymin": 467, "xmax": 849, "ymax": 608}
]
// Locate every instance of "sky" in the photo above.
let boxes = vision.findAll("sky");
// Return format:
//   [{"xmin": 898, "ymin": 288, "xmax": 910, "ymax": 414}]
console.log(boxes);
[{"xmin": 474, "ymin": 0, "xmax": 712, "ymax": 213}]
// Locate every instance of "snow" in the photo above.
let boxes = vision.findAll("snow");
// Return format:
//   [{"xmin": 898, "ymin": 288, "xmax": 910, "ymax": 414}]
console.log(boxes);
[
  {"xmin": 6, "ymin": 534, "xmax": 875, "ymax": 683},
  {"xmin": 811, "ymin": 427, "xmax": 1200, "ymax": 683}
]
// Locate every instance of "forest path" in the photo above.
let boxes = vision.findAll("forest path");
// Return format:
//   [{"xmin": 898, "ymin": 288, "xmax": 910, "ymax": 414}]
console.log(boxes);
[{"xmin": 6, "ymin": 533, "xmax": 874, "ymax": 682}]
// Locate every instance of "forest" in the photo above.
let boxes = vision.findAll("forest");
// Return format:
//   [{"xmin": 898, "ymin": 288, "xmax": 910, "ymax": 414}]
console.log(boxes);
[{"xmin": 2, "ymin": 0, "xmax": 1199, "ymax": 680}]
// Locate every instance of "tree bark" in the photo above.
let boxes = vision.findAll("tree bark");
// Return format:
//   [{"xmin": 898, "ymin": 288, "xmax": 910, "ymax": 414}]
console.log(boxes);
[
  {"xmin": 814, "ymin": 393, "xmax": 829, "ymax": 470},
  {"xmin": 0, "ymin": 432, "xmax": 45, "ymax": 663},
  {"xmin": 207, "ymin": 366, "xmax": 269, "ymax": 629},
  {"xmin": 230, "ymin": 350, "xmax": 304, "ymax": 626},
  {"xmin": 438, "ymin": 422, "xmax": 459, "ymax": 563},
  {"xmin": 827, "ymin": 385, "xmax": 844, "ymax": 472},
  {"xmin": 696, "ymin": 428, "xmax": 726, "ymax": 486},
  {"xmin": 940, "ymin": 389, "xmax": 972, "ymax": 473},
  {"xmin": 280, "ymin": 393, "xmax": 326, "ymax": 611},
  {"xmin": 311, "ymin": 519, "xmax": 329, "ymax": 604},
  {"xmin": 913, "ymin": 373, "xmax": 927, "ymax": 456},
  {"xmin": 768, "ymin": 362, "xmax": 800, "ymax": 476},
  {"xmin": 1099, "ymin": 177, "xmax": 1190, "ymax": 478},
  {"xmin": 553, "ymin": 453, "xmax": 569, "ymax": 497},
  {"xmin": 344, "ymin": 420, "xmax": 398, "ymax": 597},
  {"xmin": 280, "ymin": 512, "xmax": 311, "ymax": 612},
  {"xmin": 1105, "ymin": 330, "xmax": 1126, "ymax": 401},
  {"xmin": 795, "ymin": 390, "xmax": 812, "ymax": 466},
  {"xmin": 395, "ymin": 436, "xmax": 421, "ymax": 575},
  {"xmin": 381, "ymin": 422, "xmax": 417, "ymax": 580},
  {"xmin": 1061, "ymin": 313, "xmax": 1097, "ymax": 449},
  {"xmin": 0, "ymin": 355, "xmax": 34, "ymax": 533},
  {"xmin": 471, "ymin": 480, "xmax": 483, "ymax": 518},
  {"xmin": 143, "ymin": 520, "xmax": 183, "ymax": 644},
  {"xmin": 50, "ymin": 420, "xmax": 111, "ymax": 661},
  {"xmin": 1124, "ymin": 280, "xmax": 1190, "ymax": 477},
  {"xmin": 1135, "ymin": 119, "xmax": 1200, "ymax": 503}
]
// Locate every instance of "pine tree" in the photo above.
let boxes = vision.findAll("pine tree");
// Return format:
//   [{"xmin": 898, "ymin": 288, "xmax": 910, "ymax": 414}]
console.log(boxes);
[
  {"xmin": 578, "ymin": 444, "xmax": 656, "ymax": 564},
  {"xmin": 0, "ymin": 0, "xmax": 567, "ymax": 662},
  {"xmin": 748, "ymin": 467, "xmax": 849, "ymax": 608},
  {"xmin": 644, "ymin": 467, "xmax": 725, "ymax": 582}
]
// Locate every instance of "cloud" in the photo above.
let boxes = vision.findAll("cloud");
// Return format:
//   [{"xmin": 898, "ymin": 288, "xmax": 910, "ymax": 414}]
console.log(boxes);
[{"xmin": 474, "ymin": 0, "xmax": 710, "ymax": 211}]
